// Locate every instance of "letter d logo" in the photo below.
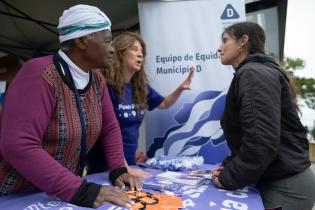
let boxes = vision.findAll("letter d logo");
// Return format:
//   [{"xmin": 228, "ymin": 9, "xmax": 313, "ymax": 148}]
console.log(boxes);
[{"xmin": 221, "ymin": 4, "xmax": 240, "ymax": 20}]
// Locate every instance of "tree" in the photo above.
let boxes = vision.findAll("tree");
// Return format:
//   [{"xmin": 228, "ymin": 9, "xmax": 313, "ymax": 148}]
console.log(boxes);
[
  {"xmin": 282, "ymin": 57, "xmax": 315, "ymax": 110},
  {"xmin": 283, "ymin": 57, "xmax": 305, "ymax": 71}
]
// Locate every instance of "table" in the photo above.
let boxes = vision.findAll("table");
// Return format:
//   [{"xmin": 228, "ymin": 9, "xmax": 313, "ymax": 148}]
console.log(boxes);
[{"xmin": 0, "ymin": 165, "xmax": 264, "ymax": 210}]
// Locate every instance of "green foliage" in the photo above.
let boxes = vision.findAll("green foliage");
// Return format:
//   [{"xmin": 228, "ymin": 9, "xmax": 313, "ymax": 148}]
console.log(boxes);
[
  {"xmin": 294, "ymin": 77, "xmax": 315, "ymax": 110},
  {"xmin": 282, "ymin": 57, "xmax": 315, "ymax": 110},
  {"xmin": 283, "ymin": 57, "xmax": 305, "ymax": 71}
]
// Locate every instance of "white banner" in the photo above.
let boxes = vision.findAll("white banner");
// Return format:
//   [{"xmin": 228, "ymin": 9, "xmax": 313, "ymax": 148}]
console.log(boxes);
[{"xmin": 138, "ymin": 0, "xmax": 245, "ymax": 163}]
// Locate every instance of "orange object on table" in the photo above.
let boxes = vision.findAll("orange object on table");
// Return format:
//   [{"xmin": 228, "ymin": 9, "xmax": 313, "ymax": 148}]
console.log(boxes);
[{"xmin": 125, "ymin": 190, "xmax": 184, "ymax": 210}]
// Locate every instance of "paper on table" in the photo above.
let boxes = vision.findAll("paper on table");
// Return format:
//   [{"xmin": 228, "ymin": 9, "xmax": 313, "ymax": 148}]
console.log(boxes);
[
  {"xmin": 156, "ymin": 171, "xmax": 206, "ymax": 187},
  {"xmin": 125, "ymin": 190, "xmax": 183, "ymax": 210},
  {"xmin": 188, "ymin": 169, "xmax": 212, "ymax": 180}
]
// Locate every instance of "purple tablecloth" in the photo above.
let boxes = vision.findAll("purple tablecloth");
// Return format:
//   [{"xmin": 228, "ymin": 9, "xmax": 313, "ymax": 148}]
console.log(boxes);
[{"xmin": 0, "ymin": 165, "xmax": 264, "ymax": 210}]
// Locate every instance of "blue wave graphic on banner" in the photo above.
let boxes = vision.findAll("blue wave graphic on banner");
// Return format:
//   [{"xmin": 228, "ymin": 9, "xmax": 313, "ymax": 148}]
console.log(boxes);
[
  {"xmin": 147, "ymin": 90, "xmax": 230, "ymax": 163},
  {"xmin": 174, "ymin": 91, "xmax": 221, "ymax": 124},
  {"xmin": 162, "ymin": 95, "xmax": 226, "ymax": 153}
]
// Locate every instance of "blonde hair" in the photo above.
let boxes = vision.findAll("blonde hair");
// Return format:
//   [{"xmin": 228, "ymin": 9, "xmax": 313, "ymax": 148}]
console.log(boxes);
[{"xmin": 104, "ymin": 31, "xmax": 148, "ymax": 110}]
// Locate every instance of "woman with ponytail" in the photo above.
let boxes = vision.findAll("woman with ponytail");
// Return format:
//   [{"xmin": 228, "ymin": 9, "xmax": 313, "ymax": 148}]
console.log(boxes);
[{"xmin": 212, "ymin": 21, "xmax": 315, "ymax": 210}]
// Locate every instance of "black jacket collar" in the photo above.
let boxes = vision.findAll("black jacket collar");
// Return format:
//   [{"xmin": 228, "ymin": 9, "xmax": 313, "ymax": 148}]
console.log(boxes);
[{"xmin": 237, "ymin": 53, "xmax": 289, "ymax": 82}]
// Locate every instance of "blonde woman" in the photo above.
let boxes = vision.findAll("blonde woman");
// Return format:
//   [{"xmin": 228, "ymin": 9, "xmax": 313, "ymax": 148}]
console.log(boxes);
[{"xmin": 88, "ymin": 32, "xmax": 194, "ymax": 178}]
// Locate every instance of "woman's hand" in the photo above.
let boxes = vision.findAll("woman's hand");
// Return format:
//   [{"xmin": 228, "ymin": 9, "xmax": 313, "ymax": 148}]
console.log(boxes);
[
  {"xmin": 211, "ymin": 166, "xmax": 224, "ymax": 177},
  {"xmin": 124, "ymin": 158, "xmax": 151, "ymax": 178},
  {"xmin": 212, "ymin": 175, "xmax": 224, "ymax": 189},
  {"xmin": 211, "ymin": 166, "xmax": 224, "ymax": 189},
  {"xmin": 127, "ymin": 166, "xmax": 151, "ymax": 178},
  {"xmin": 93, "ymin": 185, "xmax": 133, "ymax": 209},
  {"xmin": 135, "ymin": 151, "xmax": 148, "ymax": 163},
  {"xmin": 178, "ymin": 67, "xmax": 195, "ymax": 91},
  {"xmin": 115, "ymin": 173, "xmax": 142, "ymax": 191},
  {"xmin": 159, "ymin": 67, "xmax": 195, "ymax": 109}
]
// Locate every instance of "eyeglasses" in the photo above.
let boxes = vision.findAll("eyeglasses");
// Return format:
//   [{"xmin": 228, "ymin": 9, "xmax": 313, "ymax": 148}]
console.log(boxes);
[{"xmin": 125, "ymin": 190, "xmax": 159, "ymax": 209}]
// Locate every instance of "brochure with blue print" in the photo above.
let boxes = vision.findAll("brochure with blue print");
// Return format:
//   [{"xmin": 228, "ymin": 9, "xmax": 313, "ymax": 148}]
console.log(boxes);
[
  {"xmin": 156, "ymin": 171, "xmax": 206, "ymax": 187},
  {"xmin": 188, "ymin": 169, "xmax": 212, "ymax": 180}
]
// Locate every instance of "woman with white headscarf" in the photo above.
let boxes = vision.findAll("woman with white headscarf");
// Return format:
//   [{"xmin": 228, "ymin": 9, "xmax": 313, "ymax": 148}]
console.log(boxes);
[{"xmin": 0, "ymin": 4, "xmax": 139, "ymax": 209}]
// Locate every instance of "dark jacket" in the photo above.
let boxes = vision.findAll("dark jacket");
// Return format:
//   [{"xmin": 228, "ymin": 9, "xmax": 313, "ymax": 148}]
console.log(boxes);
[{"xmin": 219, "ymin": 53, "xmax": 310, "ymax": 190}]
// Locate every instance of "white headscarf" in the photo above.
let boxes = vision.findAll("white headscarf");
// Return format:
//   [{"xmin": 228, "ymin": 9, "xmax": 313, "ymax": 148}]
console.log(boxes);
[{"xmin": 58, "ymin": 4, "xmax": 111, "ymax": 43}]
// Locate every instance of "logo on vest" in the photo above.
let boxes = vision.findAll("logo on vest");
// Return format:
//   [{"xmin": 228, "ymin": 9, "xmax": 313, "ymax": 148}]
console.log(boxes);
[{"xmin": 221, "ymin": 4, "xmax": 240, "ymax": 20}]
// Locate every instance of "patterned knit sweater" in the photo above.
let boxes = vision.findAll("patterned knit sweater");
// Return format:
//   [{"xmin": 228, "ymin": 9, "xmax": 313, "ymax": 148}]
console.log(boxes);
[{"xmin": 0, "ymin": 55, "xmax": 124, "ymax": 202}]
